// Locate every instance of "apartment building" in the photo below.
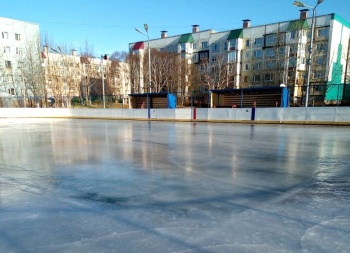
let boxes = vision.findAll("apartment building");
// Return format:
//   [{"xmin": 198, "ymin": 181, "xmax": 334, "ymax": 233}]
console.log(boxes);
[
  {"xmin": 0, "ymin": 17, "xmax": 40, "ymax": 97},
  {"xmin": 41, "ymin": 47, "xmax": 130, "ymax": 107},
  {"xmin": 130, "ymin": 12, "xmax": 350, "ymax": 106}
]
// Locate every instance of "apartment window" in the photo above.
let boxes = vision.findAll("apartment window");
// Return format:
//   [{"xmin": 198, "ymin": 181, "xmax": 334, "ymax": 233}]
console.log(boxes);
[
  {"xmin": 279, "ymin": 47, "xmax": 285, "ymax": 55},
  {"xmin": 211, "ymin": 43, "xmax": 220, "ymax": 51},
  {"xmin": 254, "ymin": 38, "xmax": 263, "ymax": 46},
  {"xmin": 252, "ymin": 75, "xmax": 261, "ymax": 82},
  {"xmin": 244, "ymin": 76, "xmax": 248, "ymax": 82},
  {"xmin": 266, "ymin": 61, "xmax": 275, "ymax": 69},
  {"xmin": 4, "ymin": 46, "xmax": 10, "ymax": 53},
  {"xmin": 245, "ymin": 39, "xmax": 250, "ymax": 47},
  {"xmin": 265, "ymin": 48, "xmax": 275, "ymax": 57},
  {"xmin": 193, "ymin": 43, "xmax": 197, "ymax": 49},
  {"xmin": 265, "ymin": 74, "xmax": 273, "ymax": 81},
  {"xmin": 18, "ymin": 62, "xmax": 24, "ymax": 68},
  {"xmin": 316, "ymin": 42, "xmax": 328, "ymax": 52},
  {"xmin": 201, "ymin": 41, "xmax": 208, "ymax": 49},
  {"xmin": 245, "ymin": 51, "xmax": 250, "ymax": 59},
  {"xmin": 192, "ymin": 54, "xmax": 198, "ymax": 61},
  {"xmin": 289, "ymin": 58, "xmax": 296, "ymax": 67},
  {"xmin": 15, "ymin": 33, "xmax": 21, "ymax": 40},
  {"xmin": 229, "ymin": 39, "xmax": 237, "ymax": 49},
  {"xmin": 252, "ymin": 62, "xmax": 261, "ymax": 70},
  {"xmin": 228, "ymin": 51, "xmax": 236, "ymax": 62},
  {"xmin": 180, "ymin": 43, "xmax": 185, "ymax": 50},
  {"xmin": 315, "ymin": 56, "xmax": 325, "ymax": 65},
  {"xmin": 16, "ymin": 47, "xmax": 23, "ymax": 55},
  {"xmin": 8, "ymin": 88, "xmax": 15, "ymax": 95},
  {"xmin": 199, "ymin": 52, "xmax": 208, "ymax": 60},
  {"xmin": 212, "ymin": 55, "xmax": 218, "ymax": 62},
  {"xmin": 224, "ymin": 42, "xmax": 228, "ymax": 50},
  {"xmin": 314, "ymin": 71, "xmax": 325, "ymax": 79},
  {"xmin": 5, "ymin": 60, "xmax": 12, "ymax": 68},
  {"xmin": 317, "ymin": 28, "xmax": 329, "ymax": 37},
  {"xmin": 244, "ymin": 64, "xmax": 249, "ymax": 71},
  {"xmin": 253, "ymin": 49, "xmax": 262, "ymax": 58},
  {"xmin": 290, "ymin": 30, "xmax": 297, "ymax": 39},
  {"xmin": 2, "ymin": 31, "xmax": 8, "ymax": 39},
  {"xmin": 266, "ymin": 35, "xmax": 276, "ymax": 45}
]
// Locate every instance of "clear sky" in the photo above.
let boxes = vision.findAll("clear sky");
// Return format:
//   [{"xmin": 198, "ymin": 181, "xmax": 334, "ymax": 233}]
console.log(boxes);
[{"xmin": 1, "ymin": 0, "xmax": 349, "ymax": 57}]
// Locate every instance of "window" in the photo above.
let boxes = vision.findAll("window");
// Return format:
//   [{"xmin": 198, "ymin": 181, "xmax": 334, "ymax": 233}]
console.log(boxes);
[
  {"xmin": 245, "ymin": 39, "xmax": 250, "ymax": 47},
  {"xmin": 244, "ymin": 64, "xmax": 249, "ymax": 71},
  {"xmin": 266, "ymin": 61, "xmax": 275, "ymax": 69},
  {"xmin": 265, "ymin": 74, "xmax": 273, "ymax": 81},
  {"xmin": 244, "ymin": 76, "xmax": 248, "ymax": 82},
  {"xmin": 180, "ymin": 43, "xmax": 185, "ymax": 50},
  {"xmin": 193, "ymin": 43, "xmax": 197, "ymax": 49},
  {"xmin": 15, "ymin": 33, "xmax": 21, "ymax": 41},
  {"xmin": 266, "ymin": 35, "xmax": 276, "ymax": 45},
  {"xmin": 8, "ymin": 88, "xmax": 15, "ymax": 95},
  {"xmin": 252, "ymin": 62, "xmax": 261, "ymax": 70},
  {"xmin": 5, "ymin": 60, "xmax": 11, "ymax": 68},
  {"xmin": 317, "ymin": 28, "xmax": 329, "ymax": 37},
  {"xmin": 229, "ymin": 39, "xmax": 237, "ymax": 49},
  {"xmin": 265, "ymin": 48, "xmax": 275, "ymax": 57},
  {"xmin": 315, "ymin": 56, "xmax": 325, "ymax": 65},
  {"xmin": 212, "ymin": 55, "xmax": 218, "ymax": 62},
  {"xmin": 254, "ymin": 38, "xmax": 263, "ymax": 46},
  {"xmin": 211, "ymin": 43, "xmax": 220, "ymax": 51},
  {"xmin": 224, "ymin": 42, "xmax": 228, "ymax": 50},
  {"xmin": 16, "ymin": 47, "xmax": 23, "ymax": 55},
  {"xmin": 18, "ymin": 62, "xmax": 24, "ymax": 68},
  {"xmin": 228, "ymin": 51, "xmax": 236, "ymax": 62},
  {"xmin": 253, "ymin": 49, "xmax": 262, "ymax": 58},
  {"xmin": 245, "ymin": 51, "xmax": 250, "ymax": 59},
  {"xmin": 199, "ymin": 52, "xmax": 208, "ymax": 60},
  {"xmin": 316, "ymin": 43, "xmax": 328, "ymax": 52},
  {"xmin": 314, "ymin": 71, "xmax": 325, "ymax": 79},
  {"xmin": 279, "ymin": 47, "xmax": 285, "ymax": 55},
  {"xmin": 253, "ymin": 75, "xmax": 261, "ymax": 82},
  {"xmin": 4, "ymin": 46, "xmax": 10, "ymax": 53},
  {"xmin": 201, "ymin": 41, "xmax": 208, "ymax": 49},
  {"xmin": 290, "ymin": 31, "xmax": 297, "ymax": 39},
  {"xmin": 2, "ymin": 32, "xmax": 8, "ymax": 39},
  {"xmin": 192, "ymin": 54, "xmax": 198, "ymax": 61}
]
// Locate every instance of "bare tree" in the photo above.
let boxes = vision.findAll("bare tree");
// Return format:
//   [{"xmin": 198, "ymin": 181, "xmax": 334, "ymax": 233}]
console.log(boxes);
[{"xmin": 200, "ymin": 53, "xmax": 236, "ymax": 90}]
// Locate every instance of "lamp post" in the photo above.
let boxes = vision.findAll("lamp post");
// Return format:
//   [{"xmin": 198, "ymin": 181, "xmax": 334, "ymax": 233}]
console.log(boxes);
[
  {"xmin": 100, "ymin": 54, "xmax": 108, "ymax": 109},
  {"xmin": 51, "ymin": 47, "xmax": 68, "ymax": 108},
  {"xmin": 135, "ymin": 24, "xmax": 151, "ymax": 94},
  {"xmin": 293, "ymin": 0, "xmax": 324, "ymax": 107}
]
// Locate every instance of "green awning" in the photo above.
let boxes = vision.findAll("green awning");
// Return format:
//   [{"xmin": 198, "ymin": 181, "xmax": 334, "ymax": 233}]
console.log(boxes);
[
  {"xmin": 227, "ymin": 29, "xmax": 243, "ymax": 40},
  {"xmin": 178, "ymin": 33, "xmax": 194, "ymax": 43},
  {"xmin": 287, "ymin": 20, "xmax": 309, "ymax": 31}
]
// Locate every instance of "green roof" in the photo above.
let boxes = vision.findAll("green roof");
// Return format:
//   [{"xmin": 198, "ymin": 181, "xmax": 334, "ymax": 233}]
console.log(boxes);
[
  {"xmin": 178, "ymin": 33, "xmax": 194, "ymax": 43},
  {"xmin": 227, "ymin": 29, "xmax": 243, "ymax": 40},
  {"xmin": 332, "ymin": 14, "xmax": 350, "ymax": 28},
  {"xmin": 287, "ymin": 19, "xmax": 309, "ymax": 31}
]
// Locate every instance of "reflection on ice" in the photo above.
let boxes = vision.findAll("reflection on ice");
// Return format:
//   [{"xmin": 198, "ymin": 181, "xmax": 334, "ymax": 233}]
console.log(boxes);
[{"xmin": 0, "ymin": 119, "xmax": 349, "ymax": 253}]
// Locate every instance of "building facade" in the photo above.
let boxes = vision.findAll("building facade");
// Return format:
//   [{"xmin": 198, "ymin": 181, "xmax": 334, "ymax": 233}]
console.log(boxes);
[
  {"xmin": 41, "ymin": 47, "xmax": 131, "ymax": 107},
  {"xmin": 130, "ymin": 12, "xmax": 350, "ymax": 106},
  {"xmin": 0, "ymin": 17, "xmax": 40, "ymax": 98}
]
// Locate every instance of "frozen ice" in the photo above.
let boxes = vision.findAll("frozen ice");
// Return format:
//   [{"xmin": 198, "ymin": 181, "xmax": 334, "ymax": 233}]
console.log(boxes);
[{"xmin": 0, "ymin": 118, "xmax": 349, "ymax": 252}]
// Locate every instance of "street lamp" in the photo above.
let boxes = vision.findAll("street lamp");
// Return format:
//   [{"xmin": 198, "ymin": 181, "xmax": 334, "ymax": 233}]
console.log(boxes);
[
  {"xmin": 293, "ymin": 0, "xmax": 324, "ymax": 107},
  {"xmin": 100, "ymin": 54, "xmax": 108, "ymax": 109},
  {"xmin": 135, "ymin": 24, "xmax": 151, "ymax": 93},
  {"xmin": 51, "ymin": 47, "xmax": 68, "ymax": 108}
]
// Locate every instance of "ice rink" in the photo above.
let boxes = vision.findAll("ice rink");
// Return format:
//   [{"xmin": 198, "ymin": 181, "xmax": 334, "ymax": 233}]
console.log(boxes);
[{"xmin": 0, "ymin": 118, "xmax": 349, "ymax": 253}]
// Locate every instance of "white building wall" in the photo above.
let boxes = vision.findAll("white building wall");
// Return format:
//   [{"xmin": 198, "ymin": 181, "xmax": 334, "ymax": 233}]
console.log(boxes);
[{"xmin": 0, "ymin": 17, "xmax": 39, "ymax": 96}]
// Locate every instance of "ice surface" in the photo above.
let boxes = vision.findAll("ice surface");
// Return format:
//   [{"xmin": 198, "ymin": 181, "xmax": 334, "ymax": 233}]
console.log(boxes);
[{"xmin": 0, "ymin": 118, "xmax": 349, "ymax": 253}]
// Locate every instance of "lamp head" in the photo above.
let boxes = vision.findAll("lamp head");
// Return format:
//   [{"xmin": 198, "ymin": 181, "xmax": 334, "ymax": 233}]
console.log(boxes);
[
  {"xmin": 317, "ymin": 0, "xmax": 324, "ymax": 4},
  {"xmin": 293, "ymin": 1, "xmax": 305, "ymax": 7},
  {"xmin": 144, "ymin": 24, "xmax": 148, "ymax": 32}
]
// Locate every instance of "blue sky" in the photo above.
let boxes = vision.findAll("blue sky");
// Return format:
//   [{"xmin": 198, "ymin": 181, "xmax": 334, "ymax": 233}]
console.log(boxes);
[{"xmin": 1, "ymin": 0, "xmax": 349, "ymax": 56}]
